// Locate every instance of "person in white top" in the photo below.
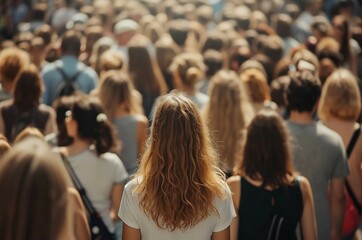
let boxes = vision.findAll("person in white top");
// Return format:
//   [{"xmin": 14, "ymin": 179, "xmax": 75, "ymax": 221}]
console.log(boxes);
[
  {"xmin": 119, "ymin": 92, "xmax": 236, "ymax": 240},
  {"xmin": 59, "ymin": 94, "xmax": 128, "ymax": 237}
]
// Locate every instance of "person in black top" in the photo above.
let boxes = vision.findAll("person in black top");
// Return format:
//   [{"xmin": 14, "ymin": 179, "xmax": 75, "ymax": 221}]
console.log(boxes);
[{"xmin": 227, "ymin": 110, "xmax": 317, "ymax": 240}]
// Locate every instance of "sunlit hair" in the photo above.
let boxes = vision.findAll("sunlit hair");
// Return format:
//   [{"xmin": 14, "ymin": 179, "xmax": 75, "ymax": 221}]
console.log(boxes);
[
  {"xmin": 204, "ymin": 70, "xmax": 254, "ymax": 173},
  {"xmin": 99, "ymin": 49, "xmax": 123, "ymax": 73},
  {"xmin": 240, "ymin": 68, "xmax": 270, "ymax": 103},
  {"xmin": 0, "ymin": 47, "xmax": 29, "ymax": 83},
  {"xmin": 0, "ymin": 138, "xmax": 72, "ymax": 240},
  {"xmin": 169, "ymin": 52, "xmax": 206, "ymax": 88},
  {"xmin": 13, "ymin": 126, "xmax": 45, "ymax": 144},
  {"xmin": 240, "ymin": 110, "xmax": 294, "ymax": 187},
  {"xmin": 134, "ymin": 92, "xmax": 226, "ymax": 230},
  {"xmin": 98, "ymin": 71, "xmax": 142, "ymax": 120},
  {"xmin": 318, "ymin": 69, "xmax": 361, "ymax": 121}
]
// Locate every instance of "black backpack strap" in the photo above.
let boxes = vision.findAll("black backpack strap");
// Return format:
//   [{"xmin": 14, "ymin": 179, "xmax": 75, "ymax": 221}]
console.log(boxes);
[
  {"xmin": 60, "ymin": 153, "xmax": 98, "ymax": 215},
  {"xmin": 56, "ymin": 65, "xmax": 83, "ymax": 84},
  {"xmin": 346, "ymin": 127, "xmax": 361, "ymax": 158},
  {"xmin": 345, "ymin": 126, "xmax": 362, "ymax": 214}
]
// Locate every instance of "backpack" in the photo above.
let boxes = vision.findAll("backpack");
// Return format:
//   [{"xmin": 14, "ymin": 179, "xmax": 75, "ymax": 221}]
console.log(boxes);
[
  {"xmin": 2, "ymin": 104, "xmax": 50, "ymax": 142},
  {"xmin": 54, "ymin": 65, "xmax": 83, "ymax": 99}
]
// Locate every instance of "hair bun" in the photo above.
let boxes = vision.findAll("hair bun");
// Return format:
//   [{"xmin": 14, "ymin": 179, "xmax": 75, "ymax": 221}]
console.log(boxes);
[{"xmin": 185, "ymin": 67, "xmax": 201, "ymax": 83}]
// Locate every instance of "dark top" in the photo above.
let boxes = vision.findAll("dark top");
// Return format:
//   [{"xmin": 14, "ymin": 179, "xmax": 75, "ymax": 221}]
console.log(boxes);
[{"xmin": 238, "ymin": 177, "xmax": 303, "ymax": 240}]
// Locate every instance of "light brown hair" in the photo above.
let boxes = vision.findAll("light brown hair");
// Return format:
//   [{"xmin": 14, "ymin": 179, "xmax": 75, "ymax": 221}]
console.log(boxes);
[
  {"xmin": 204, "ymin": 70, "xmax": 254, "ymax": 173},
  {"xmin": 134, "ymin": 91, "xmax": 226, "ymax": 230},
  {"xmin": 0, "ymin": 138, "xmax": 72, "ymax": 240}
]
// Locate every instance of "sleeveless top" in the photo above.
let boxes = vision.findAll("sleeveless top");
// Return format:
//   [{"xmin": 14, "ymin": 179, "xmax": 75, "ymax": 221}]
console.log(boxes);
[
  {"xmin": 238, "ymin": 177, "xmax": 303, "ymax": 240},
  {"xmin": 113, "ymin": 114, "xmax": 142, "ymax": 175}
]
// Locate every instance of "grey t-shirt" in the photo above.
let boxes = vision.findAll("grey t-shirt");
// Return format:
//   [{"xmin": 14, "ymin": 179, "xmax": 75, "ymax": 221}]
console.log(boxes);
[{"xmin": 286, "ymin": 121, "xmax": 348, "ymax": 240}]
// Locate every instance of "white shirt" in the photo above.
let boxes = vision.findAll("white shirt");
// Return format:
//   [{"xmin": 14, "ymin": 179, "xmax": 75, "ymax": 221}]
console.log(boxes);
[
  {"xmin": 119, "ymin": 178, "xmax": 236, "ymax": 240},
  {"xmin": 68, "ymin": 148, "xmax": 128, "ymax": 232}
]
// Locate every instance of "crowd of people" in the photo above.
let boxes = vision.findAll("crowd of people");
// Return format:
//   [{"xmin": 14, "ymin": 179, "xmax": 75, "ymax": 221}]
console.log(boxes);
[{"xmin": 0, "ymin": 0, "xmax": 362, "ymax": 239}]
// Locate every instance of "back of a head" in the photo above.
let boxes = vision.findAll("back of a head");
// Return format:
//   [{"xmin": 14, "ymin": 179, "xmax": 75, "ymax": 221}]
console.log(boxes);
[
  {"xmin": 0, "ymin": 47, "xmax": 30, "ymax": 84},
  {"xmin": 273, "ymin": 13, "xmax": 292, "ymax": 38},
  {"xmin": 60, "ymin": 30, "xmax": 81, "ymax": 56},
  {"xmin": 318, "ymin": 69, "xmax": 361, "ymax": 121},
  {"xmin": 136, "ymin": 91, "xmax": 224, "ymax": 230},
  {"xmin": 0, "ymin": 138, "xmax": 71, "ymax": 240},
  {"xmin": 242, "ymin": 110, "xmax": 293, "ymax": 187},
  {"xmin": 287, "ymin": 70, "xmax": 322, "ymax": 112},
  {"xmin": 169, "ymin": 52, "xmax": 205, "ymax": 88},
  {"xmin": 99, "ymin": 71, "xmax": 139, "ymax": 120},
  {"xmin": 14, "ymin": 64, "xmax": 42, "ymax": 111},
  {"xmin": 69, "ymin": 95, "xmax": 117, "ymax": 155},
  {"xmin": 168, "ymin": 19, "xmax": 189, "ymax": 47},
  {"xmin": 241, "ymin": 68, "xmax": 270, "ymax": 103},
  {"xmin": 203, "ymin": 49, "xmax": 223, "ymax": 78}
]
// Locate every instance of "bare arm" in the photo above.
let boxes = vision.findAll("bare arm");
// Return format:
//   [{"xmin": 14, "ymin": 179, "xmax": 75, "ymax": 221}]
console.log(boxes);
[
  {"xmin": 211, "ymin": 226, "xmax": 230, "ymax": 240},
  {"xmin": 68, "ymin": 188, "xmax": 90, "ymax": 240},
  {"xmin": 299, "ymin": 176, "xmax": 317, "ymax": 240},
  {"xmin": 110, "ymin": 183, "xmax": 124, "ymax": 222},
  {"xmin": 329, "ymin": 178, "xmax": 345, "ymax": 240},
  {"xmin": 136, "ymin": 117, "xmax": 148, "ymax": 157},
  {"xmin": 122, "ymin": 222, "xmax": 141, "ymax": 240},
  {"xmin": 227, "ymin": 176, "xmax": 241, "ymax": 240}
]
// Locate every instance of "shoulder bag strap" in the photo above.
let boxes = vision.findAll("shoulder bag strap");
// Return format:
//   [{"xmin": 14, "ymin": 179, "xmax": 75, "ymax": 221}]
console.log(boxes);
[
  {"xmin": 345, "ymin": 126, "xmax": 362, "ymax": 214},
  {"xmin": 60, "ymin": 153, "xmax": 98, "ymax": 215}
]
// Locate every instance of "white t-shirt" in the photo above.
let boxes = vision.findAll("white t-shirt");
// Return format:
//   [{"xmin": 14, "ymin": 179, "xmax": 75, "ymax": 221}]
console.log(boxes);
[
  {"xmin": 119, "ymin": 178, "xmax": 236, "ymax": 240},
  {"xmin": 68, "ymin": 148, "xmax": 128, "ymax": 232}
]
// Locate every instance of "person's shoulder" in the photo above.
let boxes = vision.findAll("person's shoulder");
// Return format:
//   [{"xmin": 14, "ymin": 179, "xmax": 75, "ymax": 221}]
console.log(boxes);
[
  {"xmin": 41, "ymin": 60, "xmax": 59, "ymax": 75},
  {"xmin": 316, "ymin": 122, "xmax": 343, "ymax": 141},
  {"xmin": 78, "ymin": 62, "xmax": 97, "ymax": 79}
]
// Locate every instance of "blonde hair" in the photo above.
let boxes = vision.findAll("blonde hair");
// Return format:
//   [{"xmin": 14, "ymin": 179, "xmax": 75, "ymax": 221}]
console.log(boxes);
[
  {"xmin": 240, "ymin": 68, "xmax": 271, "ymax": 103},
  {"xmin": 0, "ymin": 138, "xmax": 72, "ymax": 240},
  {"xmin": 134, "ymin": 92, "xmax": 226, "ymax": 230},
  {"xmin": 99, "ymin": 49, "xmax": 123, "ymax": 72},
  {"xmin": 318, "ymin": 69, "xmax": 361, "ymax": 121},
  {"xmin": 169, "ymin": 52, "xmax": 205, "ymax": 88},
  {"xmin": 13, "ymin": 127, "xmax": 45, "ymax": 144},
  {"xmin": 98, "ymin": 71, "xmax": 142, "ymax": 120},
  {"xmin": 204, "ymin": 70, "xmax": 254, "ymax": 172}
]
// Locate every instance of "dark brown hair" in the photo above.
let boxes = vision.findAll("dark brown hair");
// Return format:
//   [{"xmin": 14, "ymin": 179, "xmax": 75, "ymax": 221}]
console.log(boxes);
[
  {"xmin": 14, "ymin": 64, "xmax": 42, "ymax": 111},
  {"xmin": 241, "ymin": 110, "xmax": 293, "ymax": 187}
]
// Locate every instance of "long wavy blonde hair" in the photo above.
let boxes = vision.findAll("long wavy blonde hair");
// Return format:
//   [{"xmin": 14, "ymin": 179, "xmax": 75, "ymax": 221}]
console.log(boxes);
[
  {"xmin": 204, "ymin": 70, "xmax": 254, "ymax": 173},
  {"xmin": 134, "ymin": 91, "xmax": 226, "ymax": 230}
]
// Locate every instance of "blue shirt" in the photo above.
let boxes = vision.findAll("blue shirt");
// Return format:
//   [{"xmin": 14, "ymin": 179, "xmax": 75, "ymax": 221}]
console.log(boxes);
[{"xmin": 41, "ymin": 56, "xmax": 98, "ymax": 105}]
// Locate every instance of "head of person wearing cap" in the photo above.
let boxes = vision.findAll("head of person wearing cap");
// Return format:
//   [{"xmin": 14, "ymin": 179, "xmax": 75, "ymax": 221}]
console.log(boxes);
[{"xmin": 114, "ymin": 19, "xmax": 140, "ymax": 46}]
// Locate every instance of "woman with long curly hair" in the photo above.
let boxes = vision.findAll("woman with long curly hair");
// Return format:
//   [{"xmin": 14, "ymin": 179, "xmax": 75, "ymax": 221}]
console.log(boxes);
[{"xmin": 119, "ymin": 92, "xmax": 236, "ymax": 240}]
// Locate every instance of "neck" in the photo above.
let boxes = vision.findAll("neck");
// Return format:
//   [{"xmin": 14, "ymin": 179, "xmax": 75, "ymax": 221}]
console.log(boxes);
[
  {"xmin": 289, "ymin": 111, "xmax": 314, "ymax": 124},
  {"xmin": 116, "ymin": 104, "xmax": 130, "ymax": 117},
  {"xmin": 67, "ymin": 137, "xmax": 92, "ymax": 156}
]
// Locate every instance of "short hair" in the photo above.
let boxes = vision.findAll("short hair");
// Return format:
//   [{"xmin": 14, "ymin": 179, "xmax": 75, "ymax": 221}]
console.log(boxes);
[
  {"xmin": 287, "ymin": 70, "xmax": 322, "ymax": 112},
  {"xmin": 203, "ymin": 50, "xmax": 223, "ymax": 77},
  {"xmin": 241, "ymin": 110, "xmax": 293, "ymax": 187},
  {"xmin": 0, "ymin": 138, "xmax": 72, "ymax": 239},
  {"xmin": 0, "ymin": 47, "xmax": 30, "ymax": 83},
  {"xmin": 168, "ymin": 20, "xmax": 189, "ymax": 47},
  {"xmin": 273, "ymin": 13, "xmax": 292, "ymax": 38},
  {"xmin": 318, "ymin": 69, "xmax": 361, "ymax": 121},
  {"xmin": 60, "ymin": 30, "xmax": 81, "ymax": 56}
]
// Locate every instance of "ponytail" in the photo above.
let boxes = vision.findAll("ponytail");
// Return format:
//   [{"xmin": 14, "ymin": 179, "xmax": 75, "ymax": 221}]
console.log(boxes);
[{"xmin": 94, "ymin": 118, "xmax": 116, "ymax": 155}]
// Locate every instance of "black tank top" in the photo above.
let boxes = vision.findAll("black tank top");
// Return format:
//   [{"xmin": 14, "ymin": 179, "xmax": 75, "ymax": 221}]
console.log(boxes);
[{"xmin": 238, "ymin": 177, "xmax": 303, "ymax": 240}]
